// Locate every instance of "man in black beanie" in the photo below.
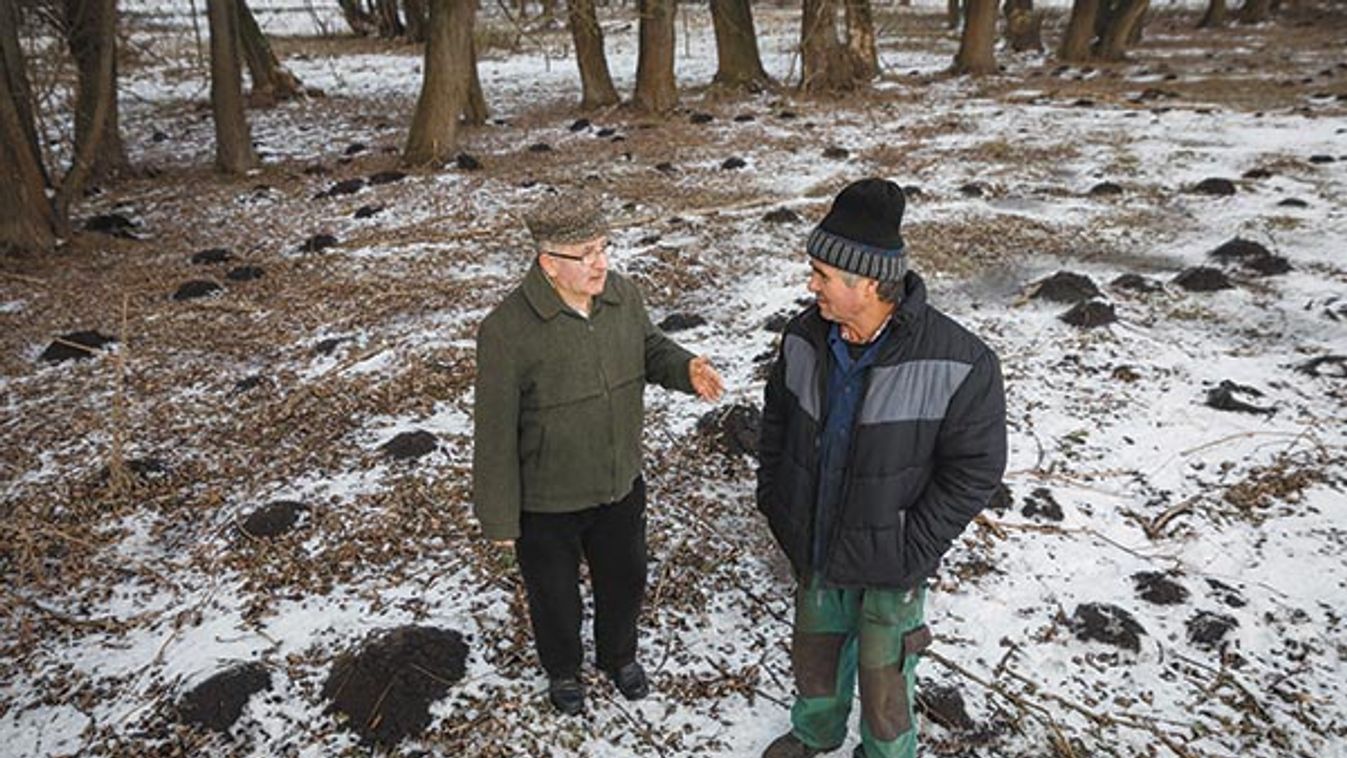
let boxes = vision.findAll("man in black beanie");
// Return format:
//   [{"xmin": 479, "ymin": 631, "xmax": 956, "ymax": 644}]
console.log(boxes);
[{"xmin": 756, "ymin": 178, "xmax": 1007, "ymax": 758}]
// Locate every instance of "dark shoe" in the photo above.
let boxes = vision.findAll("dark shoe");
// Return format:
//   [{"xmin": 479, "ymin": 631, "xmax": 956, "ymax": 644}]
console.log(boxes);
[
  {"xmin": 548, "ymin": 677, "xmax": 584, "ymax": 715},
  {"xmin": 762, "ymin": 731, "xmax": 839, "ymax": 758},
  {"xmin": 852, "ymin": 745, "xmax": 866, "ymax": 758},
  {"xmin": 609, "ymin": 661, "xmax": 650, "ymax": 700}
]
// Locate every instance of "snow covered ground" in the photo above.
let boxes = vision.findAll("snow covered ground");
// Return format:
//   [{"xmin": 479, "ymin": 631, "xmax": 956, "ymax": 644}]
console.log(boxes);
[{"xmin": 2, "ymin": 3, "xmax": 1345, "ymax": 757}]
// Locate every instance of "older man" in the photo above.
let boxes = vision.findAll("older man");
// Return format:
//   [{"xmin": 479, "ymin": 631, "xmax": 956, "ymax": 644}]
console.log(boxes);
[
  {"xmin": 757, "ymin": 178, "xmax": 1007, "ymax": 758},
  {"xmin": 472, "ymin": 190, "xmax": 723, "ymax": 715}
]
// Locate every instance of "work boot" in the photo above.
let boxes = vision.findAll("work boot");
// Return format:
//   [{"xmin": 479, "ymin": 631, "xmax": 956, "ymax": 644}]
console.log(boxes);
[
  {"xmin": 609, "ymin": 661, "xmax": 650, "ymax": 701},
  {"xmin": 548, "ymin": 677, "xmax": 584, "ymax": 716},
  {"xmin": 762, "ymin": 731, "xmax": 839, "ymax": 758}
]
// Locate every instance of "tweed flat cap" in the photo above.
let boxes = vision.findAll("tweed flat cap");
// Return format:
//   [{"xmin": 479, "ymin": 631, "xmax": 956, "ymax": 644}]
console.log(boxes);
[{"xmin": 524, "ymin": 190, "xmax": 608, "ymax": 245}]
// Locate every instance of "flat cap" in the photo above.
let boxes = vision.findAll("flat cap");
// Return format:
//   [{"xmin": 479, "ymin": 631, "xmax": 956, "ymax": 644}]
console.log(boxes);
[{"xmin": 524, "ymin": 190, "xmax": 607, "ymax": 245}]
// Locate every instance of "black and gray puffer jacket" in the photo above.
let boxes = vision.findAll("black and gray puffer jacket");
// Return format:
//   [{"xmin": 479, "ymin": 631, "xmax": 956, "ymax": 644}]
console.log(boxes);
[{"xmin": 756, "ymin": 272, "xmax": 1008, "ymax": 589}]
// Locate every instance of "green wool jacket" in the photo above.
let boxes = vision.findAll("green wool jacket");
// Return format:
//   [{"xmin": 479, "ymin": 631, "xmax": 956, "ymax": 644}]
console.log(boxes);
[{"xmin": 472, "ymin": 260, "xmax": 696, "ymax": 540}]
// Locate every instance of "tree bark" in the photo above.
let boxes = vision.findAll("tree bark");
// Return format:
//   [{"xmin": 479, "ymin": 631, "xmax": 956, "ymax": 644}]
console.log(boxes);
[
  {"xmin": 1002, "ymin": 0, "xmax": 1043, "ymax": 51},
  {"xmin": 1238, "ymin": 0, "xmax": 1271, "ymax": 23},
  {"xmin": 207, "ymin": 0, "xmax": 258, "ymax": 173},
  {"xmin": 711, "ymin": 0, "xmax": 770, "ymax": 90},
  {"xmin": 54, "ymin": 0, "xmax": 115, "ymax": 232},
  {"xmin": 1095, "ymin": 0, "xmax": 1147, "ymax": 59},
  {"xmin": 844, "ymin": 0, "xmax": 879, "ymax": 80},
  {"xmin": 463, "ymin": 38, "xmax": 487, "ymax": 125},
  {"xmin": 952, "ymin": 0, "xmax": 997, "ymax": 74},
  {"xmin": 0, "ymin": 0, "xmax": 54, "ymax": 254},
  {"xmin": 800, "ymin": 0, "xmax": 861, "ymax": 92},
  {"xmin": 947, "ymin": 0, "xmax": 961, "ymax": 28},
  {"xmin": 567, "ymin": 0, "xmax": 619, "ymax": 108},
  {"xmin": 237, "ymin": 0, "xmax": 303, "ymax": 106},
  {"xmin": 404, "ymin": 0, "xmax": 428, "ymax": 41},
  {"xmin": 633, "ymin": 0, "xmax": 676, "ymax": 112},
  {"xmin": 1058, "ymin": 0, "xmax": 1099, "ymax": 61},
  {"xmin": 374, "ymin": 0, "xmax": 404, "ymax": 37},
  {"xmin": 335, "ymin": 0, "xmax": 376, "ymax": 35},
  {"xmin": 64, "ymin": 0, "xmax": 129, "ymax": 181},
  {"xmin": 403, "ymin": 0, "xmax": 474, "ymax": 165},
  {"xmin": 1197, "ymin": 0, "xmax": 1226, "ymax": 26}
]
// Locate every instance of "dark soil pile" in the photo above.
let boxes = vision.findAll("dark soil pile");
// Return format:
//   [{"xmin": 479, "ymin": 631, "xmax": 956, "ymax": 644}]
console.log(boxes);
[{"xmin": 322, "ymin": 626, "xmax": 469, "ymax": 747}]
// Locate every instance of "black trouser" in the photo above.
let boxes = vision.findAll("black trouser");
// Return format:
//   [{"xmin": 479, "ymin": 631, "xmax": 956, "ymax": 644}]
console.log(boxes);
[{"xmin": 514, "ymin": 477, "xmax": 647, "ymax": 680}]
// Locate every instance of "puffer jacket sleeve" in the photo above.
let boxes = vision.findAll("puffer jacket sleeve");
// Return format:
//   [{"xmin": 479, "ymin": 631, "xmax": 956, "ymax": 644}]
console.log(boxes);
[
  {"xmin": 471, "ymin": 316, "xmax": 522, "ymax": 541},
  {"xmin": 755, "ymin": 337, "xmax": 789, "ymax": 517},
  {"xmin": 900, "ymin": 347, "xmax": 1007, "ymax": 586}
]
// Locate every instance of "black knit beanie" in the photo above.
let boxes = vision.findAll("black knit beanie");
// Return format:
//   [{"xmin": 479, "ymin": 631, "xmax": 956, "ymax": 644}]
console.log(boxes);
[{"xmin": 806, "ymin": 178, "xmax": 907, "ymax": 282}]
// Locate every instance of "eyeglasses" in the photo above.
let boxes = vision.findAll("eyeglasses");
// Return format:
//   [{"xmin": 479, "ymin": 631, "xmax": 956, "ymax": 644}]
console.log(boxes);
[{"xmin": 541, "ymin": 239, "xmax": 610, "ymax": 265}]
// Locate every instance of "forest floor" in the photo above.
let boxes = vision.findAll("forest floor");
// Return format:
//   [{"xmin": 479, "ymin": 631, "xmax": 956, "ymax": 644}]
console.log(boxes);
[{"xmin": 3, "ymin": 3, "xmax": 1347, "ymax": 757}]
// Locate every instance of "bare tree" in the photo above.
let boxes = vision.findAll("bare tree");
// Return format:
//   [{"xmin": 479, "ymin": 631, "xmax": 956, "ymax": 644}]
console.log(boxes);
[
  {"xmin": 1239, "ymin": 0, "xmax": 1272, "ymax": 23},
  {"xmin": 374, "ymin": 0, "xmax": 404, "ymax": 37},
  {"xmin": 206, "ymin": 0, "xmax": 258, "ymax": 173},
  {"xmin": 1003, "ymin": 0, "xmax": 1044, "ymax": 51},
  {"xmin": 404, "ymin": 0, "xmax": 474, "ymax": 165},
  {"xmin": 404, "ymin": 0, "xmax": 428, "ymax": 41},
  {"xmin": 633, "ymin": 0, "xmax": 676, "ymax": 112},
  {"xmin": 1, "ymin": 0, "xmax": 55, "ymax": 254},
  {"xmin": 464, "ymin": 38, "xmax": 487, "ymax": 125},
  {"xmin": 1059, "ymin": 0, "xmax": 1099, "ymax": 61},
  {"xmin": 711, "ymin": 0, "xmax": 770, "ymax": 90},
  {"xmin": 237, "ymin": 0, "xmax": 304, "ymax": 106},
  {"xmin": 952, "ymin": 0, "xmax": 998, "ymax": 74},
  {"xmin": 844, "ymin": 0, "xmax": 879, "ymax": 80},
  {"xmin": 1095, "ymin": 0, "xmax": 1147, "ymax": 58},
  {"xmin": 1197, "ymin": 0, "xmax": 1228, "ymax": 26},
  {"xmin": 335, "ymin": 0, "xmax": 376, "ymax": 35},
  {"xmin": 63, "ymin": 0, "xmax": 129, "ymax": 180},
  {"xmin": 567, "ymin": 0, "xmax": 619, "ymax": 108},
  {"xmin": 800, "ymin": 0, "xmax": 862, "ymax": 92}
]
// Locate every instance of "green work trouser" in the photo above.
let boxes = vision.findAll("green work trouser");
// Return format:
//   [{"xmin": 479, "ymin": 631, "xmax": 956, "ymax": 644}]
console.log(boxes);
[{"xmin": 789, "ymin": 578, "xmax": 930, "ymax": 758}]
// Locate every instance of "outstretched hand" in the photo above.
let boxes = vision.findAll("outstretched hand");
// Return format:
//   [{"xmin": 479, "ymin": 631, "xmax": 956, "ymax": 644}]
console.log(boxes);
[{"xmin": 689, "ymin": 356, "xmax": 724, "ymax": 402}]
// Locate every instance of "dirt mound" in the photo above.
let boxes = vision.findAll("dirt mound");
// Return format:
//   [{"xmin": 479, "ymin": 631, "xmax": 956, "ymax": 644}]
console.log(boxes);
[
  {"xmin": 322, "ymin": 625, "xmax": 468, "ymax": 747},
  {"xmin": 381, "ymin": 430, "xmax": 438, "ymax": 460},
  {"xmin": 1030, "ymin": 271, "xmax": 1101, "ymax": 303},
  {"xmin": 1070, "ymin": 603, "xmax": 1146, "ymax": 653},
  {"xmin": 696, "ymin": 403, "xmax": 761, "ymax": 457},
  {"xmin": 39, "ymin": 330, "xmax": 116, "ymax": 363},
  {"xmin": 240, "ymin": 500, "xmax": 309, "ymax": 538},
  {"xmin": 1173, "ymin": 266, "xmax": 1232, "ymax": 292},
  {"xmin": 1132, "ymin": 571, "xmax": 1189, "ymax": 605},
  {"xmin": 1059, "ymin": 300, "xmax": 1116, "ymax": 328},
  {"xmin": 1187, "ymin": 611, "xmax": 1239, "ymax": 650},
  {"xmin": 178, "ymin": 661, "xmax": 272, "ymax": 732}
]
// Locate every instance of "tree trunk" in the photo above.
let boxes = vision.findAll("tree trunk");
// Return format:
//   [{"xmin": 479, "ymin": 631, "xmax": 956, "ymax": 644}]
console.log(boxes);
[
  {"xmin": 1197, "ymin": 0, "xmax": 1227, "ymax": 26},
  {"xmin": 1058, "ymin": 0, "xmax": 1099, "ymax": 61},
  {"xmin": 64, "ymin": 0, "xmax": 129, "ymax": 181},
  {"xmin": 237, "ymin": 0, "xmax": 303, "ymax": 106},
  {"xmin": 1094, "ymin": 0, "xmax": 1147, "ymax": 59},
  {"xmin": 463, "ymin": 38, "xmax": 487, "ymax": 125},
  {"xmin": 952, "ymin": 0, "xmax": 997, "ymax": 74},
  {"xmin": 374, "ymin": 0, "xmax": 403, "ymax": 37},
  {"xmin": 403, "ymin": 0, "xmax": 473, "ymax": 165},
  {"xmin": 1238, "ymin": 0, "xmax": 1270, "ymax": 23},
  {"xmin": 207, "ymin": 0, "xmax": 258, "ymax": 173},
  {"xmin": 336, "ymin": 0, "xmax": 376, "ymax": 35},
  {"xmin": 800, "ymin": 0, "xmax": 861, "ymax": 92},
  {"xmin": 567, "ymin": 0, "xmax": 619, "ymax": 108},
  {"xmin": 947, "ymin": 0, "xmax": 961, "ymax": 28},
  {"xmin": 844, "ymin": 0, "xmax": 879, "ymax": 80},
  {"xmin": 404, "ymin": 0, "xmax": 428, "ymax": 41},
  {"xmin": 1003, "ymin": 0, "xmax": 1043, "ymax": 51},
  {"xmin": 54, "ymin": 0, "xmax": 114, "ymax": 232},
  {"xmin": 711, "ymin": 0, "xmax": 769, "ymax": 90},
  {"xmin": 633, "ymin": 0, "xmax": 676, "ymax": 113},
  {"xmin": 0, "ymin": 0, "xmax": 54, "ymax": 254}
]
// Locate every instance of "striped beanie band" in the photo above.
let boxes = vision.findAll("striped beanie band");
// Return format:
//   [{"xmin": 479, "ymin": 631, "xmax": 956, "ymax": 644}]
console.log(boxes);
[{"xmin": 806, "ymin": 178, "xmax": 908, "ymax": 282}]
